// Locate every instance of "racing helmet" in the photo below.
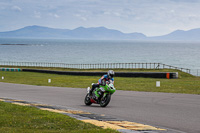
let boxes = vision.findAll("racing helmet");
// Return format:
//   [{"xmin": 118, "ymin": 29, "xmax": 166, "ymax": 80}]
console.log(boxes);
[{"xmin": 108, "ymin": 70, "xmax": 114, "ymax": 78}]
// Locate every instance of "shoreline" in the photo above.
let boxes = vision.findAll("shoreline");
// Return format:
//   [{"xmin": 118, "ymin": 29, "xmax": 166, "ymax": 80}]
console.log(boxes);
[{"xmin": 0, "ymin": 44, "xmax": 28, "ymax": 45}]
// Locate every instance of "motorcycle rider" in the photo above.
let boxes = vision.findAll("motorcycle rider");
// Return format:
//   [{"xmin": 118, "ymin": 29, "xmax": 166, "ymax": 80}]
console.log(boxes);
[{"xmin": 89, "ymin": 70, "xmax": 115, "ymax": 96}]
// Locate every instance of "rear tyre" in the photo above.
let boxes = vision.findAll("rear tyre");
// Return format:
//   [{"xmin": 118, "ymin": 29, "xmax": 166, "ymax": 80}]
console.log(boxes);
[
  {"xmin": 100, "ymin": 94, "xmax": 111, "ymax": 107},
  {"xmin": 84, "ymin": 94, "xmax": 92, "ymax": 106}
]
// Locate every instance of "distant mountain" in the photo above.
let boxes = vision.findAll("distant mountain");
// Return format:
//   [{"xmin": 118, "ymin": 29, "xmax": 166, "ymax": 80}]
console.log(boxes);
[
  {"xmin": 64, "ymin": 26, "xmax": 146, "ymax": 39},
  {"xmin": 150, "ymin": 28, "xmax": 200, "ymax": 41},
  {"xmin": 1, "ymin": 25, "xmax": 200, "ymax": 41},
  {"xmin": 0, "ymin": 25, "xmax": 146, "ymax": 40},
  {"xmin": 0, "ymin": 25, "xmax": 70, "ymax": 38}
]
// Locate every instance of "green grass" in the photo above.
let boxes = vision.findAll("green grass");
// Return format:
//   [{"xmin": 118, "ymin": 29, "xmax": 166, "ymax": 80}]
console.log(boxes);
[
  {"xmin": 0, "ymin": 101, "xmax": 118, "ymax": 133},
  {"xmin": 0, "ymin": 67, "xmax": 200, "ymax": 94}
]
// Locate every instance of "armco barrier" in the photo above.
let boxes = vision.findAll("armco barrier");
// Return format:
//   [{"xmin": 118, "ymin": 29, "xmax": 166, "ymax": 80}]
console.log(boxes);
[
  {"xmin": 0, "ymin": 68, "xmax": 21, "ymax": 72},
  {"xmin": 22, "ymin": 69, "xmax": 178, "ymax": 79},
  {"xmin": 0, "ymin": 61, "xmax": 190, "ymax": 74}
]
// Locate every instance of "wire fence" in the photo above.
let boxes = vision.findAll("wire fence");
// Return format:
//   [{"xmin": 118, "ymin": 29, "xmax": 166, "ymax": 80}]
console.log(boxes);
[{"xmin": 0, "ymin": 61, "xmax": 193, "ymax": 73}]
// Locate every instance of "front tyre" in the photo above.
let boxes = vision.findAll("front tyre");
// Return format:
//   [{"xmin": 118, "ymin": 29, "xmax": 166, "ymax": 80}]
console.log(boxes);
[
  {"xmin": 100, "ymin": 94, "xmax": 111, "ymax": 107},
  {"xmin": 84, "ymin": 94, "xmax": 92, "ymax": 106}
]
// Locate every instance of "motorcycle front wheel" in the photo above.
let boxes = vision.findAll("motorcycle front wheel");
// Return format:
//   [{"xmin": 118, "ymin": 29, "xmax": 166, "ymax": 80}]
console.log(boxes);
[
  {"xmin": 100, "ymin": 94, "xmax": 111, "ymax": 107},
  {"xmin": 84, "ymin": 94, "xmax": 92, "ymax": 106}
]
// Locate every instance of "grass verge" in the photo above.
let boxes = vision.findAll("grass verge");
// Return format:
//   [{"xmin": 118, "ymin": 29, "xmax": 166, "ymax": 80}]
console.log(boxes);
[
  {"xmin": 0, "ymin": 67, "xmax": 200, "ymax": 94},
  {"xmin": 0, "ymin": 101, "xmax": 118, "ymax": 133}
]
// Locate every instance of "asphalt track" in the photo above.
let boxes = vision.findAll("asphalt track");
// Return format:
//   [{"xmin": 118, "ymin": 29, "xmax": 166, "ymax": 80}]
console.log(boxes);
[{"xmin": 0, "ymin": 82, "xmax": 199, "ymax": 133}]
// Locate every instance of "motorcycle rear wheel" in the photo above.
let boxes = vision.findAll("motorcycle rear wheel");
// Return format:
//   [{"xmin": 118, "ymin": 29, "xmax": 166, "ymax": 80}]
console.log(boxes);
[
  {"xmin": 84, "ymin": 94, "xmax": 92, "ymax": 106},
  {"xmin": 100, "ymin": 94, "xmax": 111, "ymax": 107}
]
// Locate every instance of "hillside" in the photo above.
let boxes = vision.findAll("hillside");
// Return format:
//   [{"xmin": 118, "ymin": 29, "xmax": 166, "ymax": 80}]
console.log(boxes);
[
  {"xmin": 1, "ymin": 25, "xmax": 200, "ymax": 41},
  {"xmin": 0, "ymin": 25, "xmax": 146, "ymax": 40}
]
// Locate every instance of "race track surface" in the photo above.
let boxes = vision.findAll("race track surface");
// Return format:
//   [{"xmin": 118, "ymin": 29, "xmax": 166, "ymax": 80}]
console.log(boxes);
[{"xmin": 0, "ymin": 82, "xmax": 199, "ymax": 133}]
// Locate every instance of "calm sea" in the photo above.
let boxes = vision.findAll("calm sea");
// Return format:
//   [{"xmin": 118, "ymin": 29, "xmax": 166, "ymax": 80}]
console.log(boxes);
[{"xmin": 0, "ymin": 38, "xmax": 200, "ymax": 70}]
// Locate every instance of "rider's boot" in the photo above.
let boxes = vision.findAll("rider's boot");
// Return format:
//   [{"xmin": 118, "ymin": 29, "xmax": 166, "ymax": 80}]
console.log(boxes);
[
  {"xmin": 89, "ymin": 84, "xmax": 96, "ymax": 96},
  {"xmin": 89, "ymin": 87, "xmax": 94, "ymax": 96}
]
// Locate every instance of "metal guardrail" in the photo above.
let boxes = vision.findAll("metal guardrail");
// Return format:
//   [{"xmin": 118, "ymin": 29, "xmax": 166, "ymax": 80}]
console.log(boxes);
[{"xmin": 0, "ymin": 61, "xmax": 191, "ymax": 73}]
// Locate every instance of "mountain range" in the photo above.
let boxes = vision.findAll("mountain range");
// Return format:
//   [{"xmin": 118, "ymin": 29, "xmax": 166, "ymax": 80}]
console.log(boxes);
[{"xmin": 0, "ymin": 25, "xmax": 200, "ymax": 41}]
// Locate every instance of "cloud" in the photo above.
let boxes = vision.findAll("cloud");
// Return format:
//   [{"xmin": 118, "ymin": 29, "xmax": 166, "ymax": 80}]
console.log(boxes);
[
  {"xmin": 75, "ymin": 14, "xmax": 87, "ymax": 21},
  {"xmin": 54, "ymin": 14, "xmax": 60, "ymax": 18},
  {"xmin": 49, "ymin": 13, "xmax": 60, "ymax": 18},
  {"xmin": 34, "ymin": 11, "xmax": 41, "ymax": 18},
  {"xmin": 11, "ymin": 5, "xmax": 22, "ymax": 12},
  {"xmin": 113, "ymin": 12, "xmax": 121, "ymax": 17},
  {"xmin": 103, "ymin": 11, "xmax": 111, "ymax": 15}
]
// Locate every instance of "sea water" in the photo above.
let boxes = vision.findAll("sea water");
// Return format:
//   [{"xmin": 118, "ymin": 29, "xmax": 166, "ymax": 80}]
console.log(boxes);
[{"xmin": 0, "ymin": 38, "xmax": 200, "ymax": 70}]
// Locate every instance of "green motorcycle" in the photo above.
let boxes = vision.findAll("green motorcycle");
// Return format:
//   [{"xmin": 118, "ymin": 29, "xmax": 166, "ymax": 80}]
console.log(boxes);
[{"xmin": 84, "ymin": 81, "xmax": 116, "ymax": 107}]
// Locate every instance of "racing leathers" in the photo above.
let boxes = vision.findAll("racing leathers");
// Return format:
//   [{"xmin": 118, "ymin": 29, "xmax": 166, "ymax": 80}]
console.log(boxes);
[{"xmin": 89, "ymin": 74, "xmax": 114, "ymax": 96}]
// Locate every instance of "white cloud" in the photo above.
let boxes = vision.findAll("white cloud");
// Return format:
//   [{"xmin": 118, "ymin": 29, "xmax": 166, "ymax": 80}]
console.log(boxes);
[
  {"xmin": 49, "ymin": 13, "xmax": 60, "ymax": 18},
  {"xmin": 81, "ymin": 17, "xmax": 87, "ymax": 21},
  {"xmin": 34, "ymin": 11, "xmax": 41, "ymax": 18},
  {"xmin": 113, "ymin": 12, "xmax": 121, "ymax": 17},
  {"xmin": 170, "ymin": 10, "xmax": 175, "ymax": 13},
  {"xmin": 11, "ymin": 5, "xmax": 22, "ymax": 12},
  {"xmin": 103, "ymin": 11, "xmax": 111, "ymax": 15},
  {"xmin": 75, "ymin": 14, "xmax": 87, "ymax": 21},
  {"xmin": 54, "ymin": 14, "xmax": 60, "ymax": 18}
]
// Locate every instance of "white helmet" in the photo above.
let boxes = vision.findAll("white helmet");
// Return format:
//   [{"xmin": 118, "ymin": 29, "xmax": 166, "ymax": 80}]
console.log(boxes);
[{"xmin": 108, "ymin": 70, "xmax": 114, "ymax": 78}]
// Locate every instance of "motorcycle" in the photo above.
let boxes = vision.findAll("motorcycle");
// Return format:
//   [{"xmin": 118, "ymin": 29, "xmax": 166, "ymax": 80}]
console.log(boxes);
[{"xmin": 84, "ymin": 80, "xmax": 116, "ymax": 107}]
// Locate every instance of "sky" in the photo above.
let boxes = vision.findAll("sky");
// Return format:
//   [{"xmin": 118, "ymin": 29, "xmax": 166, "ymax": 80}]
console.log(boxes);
[{"xmin": 0, "ymin": 0, "xmax": 200, "ymax": 36}]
